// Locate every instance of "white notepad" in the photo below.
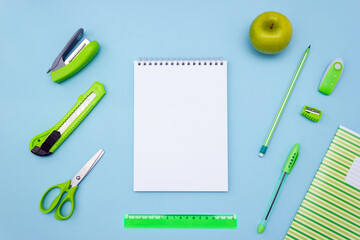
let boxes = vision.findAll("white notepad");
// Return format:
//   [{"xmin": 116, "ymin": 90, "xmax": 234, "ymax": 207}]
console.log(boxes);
[
  {"xmin": 345, "ymin": 157, "xmax": 360, "ymax": 190},
  {"xmin": 134, "ymin": 59, "xmax": 228, "ymax": 191}
]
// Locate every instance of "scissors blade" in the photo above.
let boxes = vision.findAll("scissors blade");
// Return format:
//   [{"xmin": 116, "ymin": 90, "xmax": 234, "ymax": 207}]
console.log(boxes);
[{"xmin": 70, "ymin": 149, "xmax": 104, "ymax": 187}]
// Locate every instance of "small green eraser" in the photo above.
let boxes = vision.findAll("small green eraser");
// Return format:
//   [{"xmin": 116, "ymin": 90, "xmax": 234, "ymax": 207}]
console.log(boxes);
[
  {"xmin": 319, "ymin": 58, "xmax": 344, "ymax": 95},
  {"xmin": 301, "ymin": 105, "xmax": 322, "ymax": 122}
]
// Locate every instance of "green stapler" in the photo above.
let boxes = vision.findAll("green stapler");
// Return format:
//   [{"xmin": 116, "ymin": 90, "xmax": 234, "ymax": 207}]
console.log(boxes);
[{"xmin": 47, "ymin": 28, "xmax": 99, "ymax": 83}]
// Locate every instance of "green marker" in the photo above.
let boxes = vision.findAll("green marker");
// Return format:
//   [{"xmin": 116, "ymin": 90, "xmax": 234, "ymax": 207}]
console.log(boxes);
[
  {"xmin": 259, "ymin": 46, "xmax": 310, "ymax": 157},
  {"xmin": 257, "ymin": 143, "xmax": 299, "ymax": 234}
]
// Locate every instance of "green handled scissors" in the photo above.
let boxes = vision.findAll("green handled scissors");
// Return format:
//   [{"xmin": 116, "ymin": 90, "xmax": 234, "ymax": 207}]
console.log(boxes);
[{"xmin": 40, "ymin": 149, "xmax": 104, "ymax": 220}]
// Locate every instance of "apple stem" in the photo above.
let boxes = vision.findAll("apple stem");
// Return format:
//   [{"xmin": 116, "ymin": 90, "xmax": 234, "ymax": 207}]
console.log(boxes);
[{"xmin": 270, "ymin": 23, "xmax": 274, "ymax": 29}]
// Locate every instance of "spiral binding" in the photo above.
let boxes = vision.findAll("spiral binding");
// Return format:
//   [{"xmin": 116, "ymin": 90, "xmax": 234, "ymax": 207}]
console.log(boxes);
[{"xmin": 137, "ymin": 57, "xmax": 224, "ymax": 66}]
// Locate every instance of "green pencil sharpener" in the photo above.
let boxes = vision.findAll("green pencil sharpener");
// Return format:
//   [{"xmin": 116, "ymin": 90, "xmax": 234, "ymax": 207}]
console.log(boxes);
[{"xmin": 301, "ymin": 105, "xmax": 322, "ymax": 122}]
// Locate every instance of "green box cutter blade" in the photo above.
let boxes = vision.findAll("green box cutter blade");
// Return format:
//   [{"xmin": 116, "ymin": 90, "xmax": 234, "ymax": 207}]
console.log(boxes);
[
  {"xmin": 30, "ymin": 82, "xmax": 105, "ymax": 156},
  {"xmin": 47, "ymin": 28, "xmax": 99, "ymax": 83}
]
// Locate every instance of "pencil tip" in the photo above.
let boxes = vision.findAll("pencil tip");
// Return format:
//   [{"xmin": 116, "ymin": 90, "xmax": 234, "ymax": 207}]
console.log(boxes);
[{"xmin": 308, "ymin": 45, "xmax": 311, "ymax": 49}]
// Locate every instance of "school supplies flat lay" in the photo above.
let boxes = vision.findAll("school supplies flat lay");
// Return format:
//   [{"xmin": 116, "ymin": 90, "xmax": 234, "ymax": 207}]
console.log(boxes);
[
  {"xmin": 285, "ymin": 126, "xmax": 360, "ymax": 240},
  {"xmin": 134, "ymin": 58, "xmax": 228, "ymax": 191},
  {"xmin": 16, "ymin": 9, "xmax": 355, "ymax": 240},
  {"xmin": 47, "ymin": 28, "xmax": 99, "ymax": 83},
  {"xmin": 40, "ymin": 149, "xmax": 104, "ymax": 220},
  {"xmin": 259, "ymin": 45, "xmax": 310, "ymax": 157},
  {"xmin": 258, "ymin": 143, "xmax": 299, "ymax": 234},
  {"xmin": 124, "ymin": 214, "xmax": 237, "ymax": 229},
  {"xmin": 30, "ymin": 82, "xmax": 105, "ymax": 156}
]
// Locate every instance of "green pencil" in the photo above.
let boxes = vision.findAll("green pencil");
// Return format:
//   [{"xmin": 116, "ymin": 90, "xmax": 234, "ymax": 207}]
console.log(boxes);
[{"xmin": 259, "ymin": 45, "xmax": 310, "ymax": 158}]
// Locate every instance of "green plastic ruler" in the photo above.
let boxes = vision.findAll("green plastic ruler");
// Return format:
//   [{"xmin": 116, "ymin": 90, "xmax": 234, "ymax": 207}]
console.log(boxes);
[{"xmin": 124, "ymin": 214, "xmax": 237, "ymax": 229}]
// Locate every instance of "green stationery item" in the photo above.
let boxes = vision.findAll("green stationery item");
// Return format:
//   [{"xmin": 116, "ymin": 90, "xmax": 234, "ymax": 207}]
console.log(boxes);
[
  {"xmin": 40, "ymin": 149, "xmax": 104, "ymax": 220},
  {"xmin": 318, "ymin": 58, "xmax": 344, "ymax": 95},
  {"xmin": 30, "ymin": 82, "xmax": 105, "ymax": 156},
  {"xmin": 258, "ymin": 143, "xmax": 300, "ymax": 234},
  {"xmin": 124, "ymin": 214, "xmax": 237, "ymax": 229},
  {"xmin": 47, "ymin": 28, "xmax": 99, "ymax": 83},
  {"xmin": 301, "ymin": 105, "xmax": 322, "ymax": 122},
  {"xmin": 259, "ymin": 45, "xmax": 310, "ymax": 158},
  {"xmin": 285, "ymin": 126, "xmax": 360, "ymax": 240}
]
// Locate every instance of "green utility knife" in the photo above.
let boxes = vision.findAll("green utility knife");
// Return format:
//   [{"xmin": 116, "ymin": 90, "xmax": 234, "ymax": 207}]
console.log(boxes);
[
  {"xmin": 47, "ymin": 28, "xmax": 99, "ymax": 83},
  {"xmin": 318, "ymin": 58, "xmax": 344, "ymax": 95},
  {"xmin": 30, "ymin": 82, "xmax": 105, "ymax": 156}
]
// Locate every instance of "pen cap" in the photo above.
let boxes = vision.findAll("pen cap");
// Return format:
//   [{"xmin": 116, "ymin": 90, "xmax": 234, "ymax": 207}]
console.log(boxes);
[{"xmin": 282, "ymin": 144, "xmax": 299, "ymax": 174}]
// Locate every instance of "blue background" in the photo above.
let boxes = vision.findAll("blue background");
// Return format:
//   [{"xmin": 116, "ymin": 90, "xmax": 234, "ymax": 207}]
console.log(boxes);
[{"xmin": 0, "ymin": 0, "xmax": 359, "ymax": 239}]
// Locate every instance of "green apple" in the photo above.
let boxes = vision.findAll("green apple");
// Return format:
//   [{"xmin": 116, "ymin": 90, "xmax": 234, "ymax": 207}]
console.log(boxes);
[{"xmin": 249, "ymin": 11, "xmax": 293, "ymax": 54}]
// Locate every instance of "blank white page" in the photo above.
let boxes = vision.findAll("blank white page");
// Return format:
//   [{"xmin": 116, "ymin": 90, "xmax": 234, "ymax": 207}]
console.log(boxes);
[{"xmin": 134, "ymin": 59, "xmax": 228, "ymax": 191}]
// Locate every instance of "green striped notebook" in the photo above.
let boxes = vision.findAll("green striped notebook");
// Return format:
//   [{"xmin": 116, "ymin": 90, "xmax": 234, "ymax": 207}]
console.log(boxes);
[{"xmin": 285, "ymin": 126, "xmax": 360, "ymax": 240}]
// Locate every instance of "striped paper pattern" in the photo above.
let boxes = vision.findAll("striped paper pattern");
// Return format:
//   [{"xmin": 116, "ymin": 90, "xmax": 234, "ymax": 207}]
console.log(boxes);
[{"xmin": 285, "ymin": 126, "xmax": 360, "ymax": 240}]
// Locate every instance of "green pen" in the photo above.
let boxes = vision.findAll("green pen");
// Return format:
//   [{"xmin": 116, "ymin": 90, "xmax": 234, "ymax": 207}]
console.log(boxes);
[{"xmin": 257, "ymin": 143, "xmax": 299, "ymax": 234}]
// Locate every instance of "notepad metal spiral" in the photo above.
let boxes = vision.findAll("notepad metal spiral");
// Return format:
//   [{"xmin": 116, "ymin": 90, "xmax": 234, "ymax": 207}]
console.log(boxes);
[{"xmin": 137, "ymin": 57, "xmax": 224, "ymax": 66}]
